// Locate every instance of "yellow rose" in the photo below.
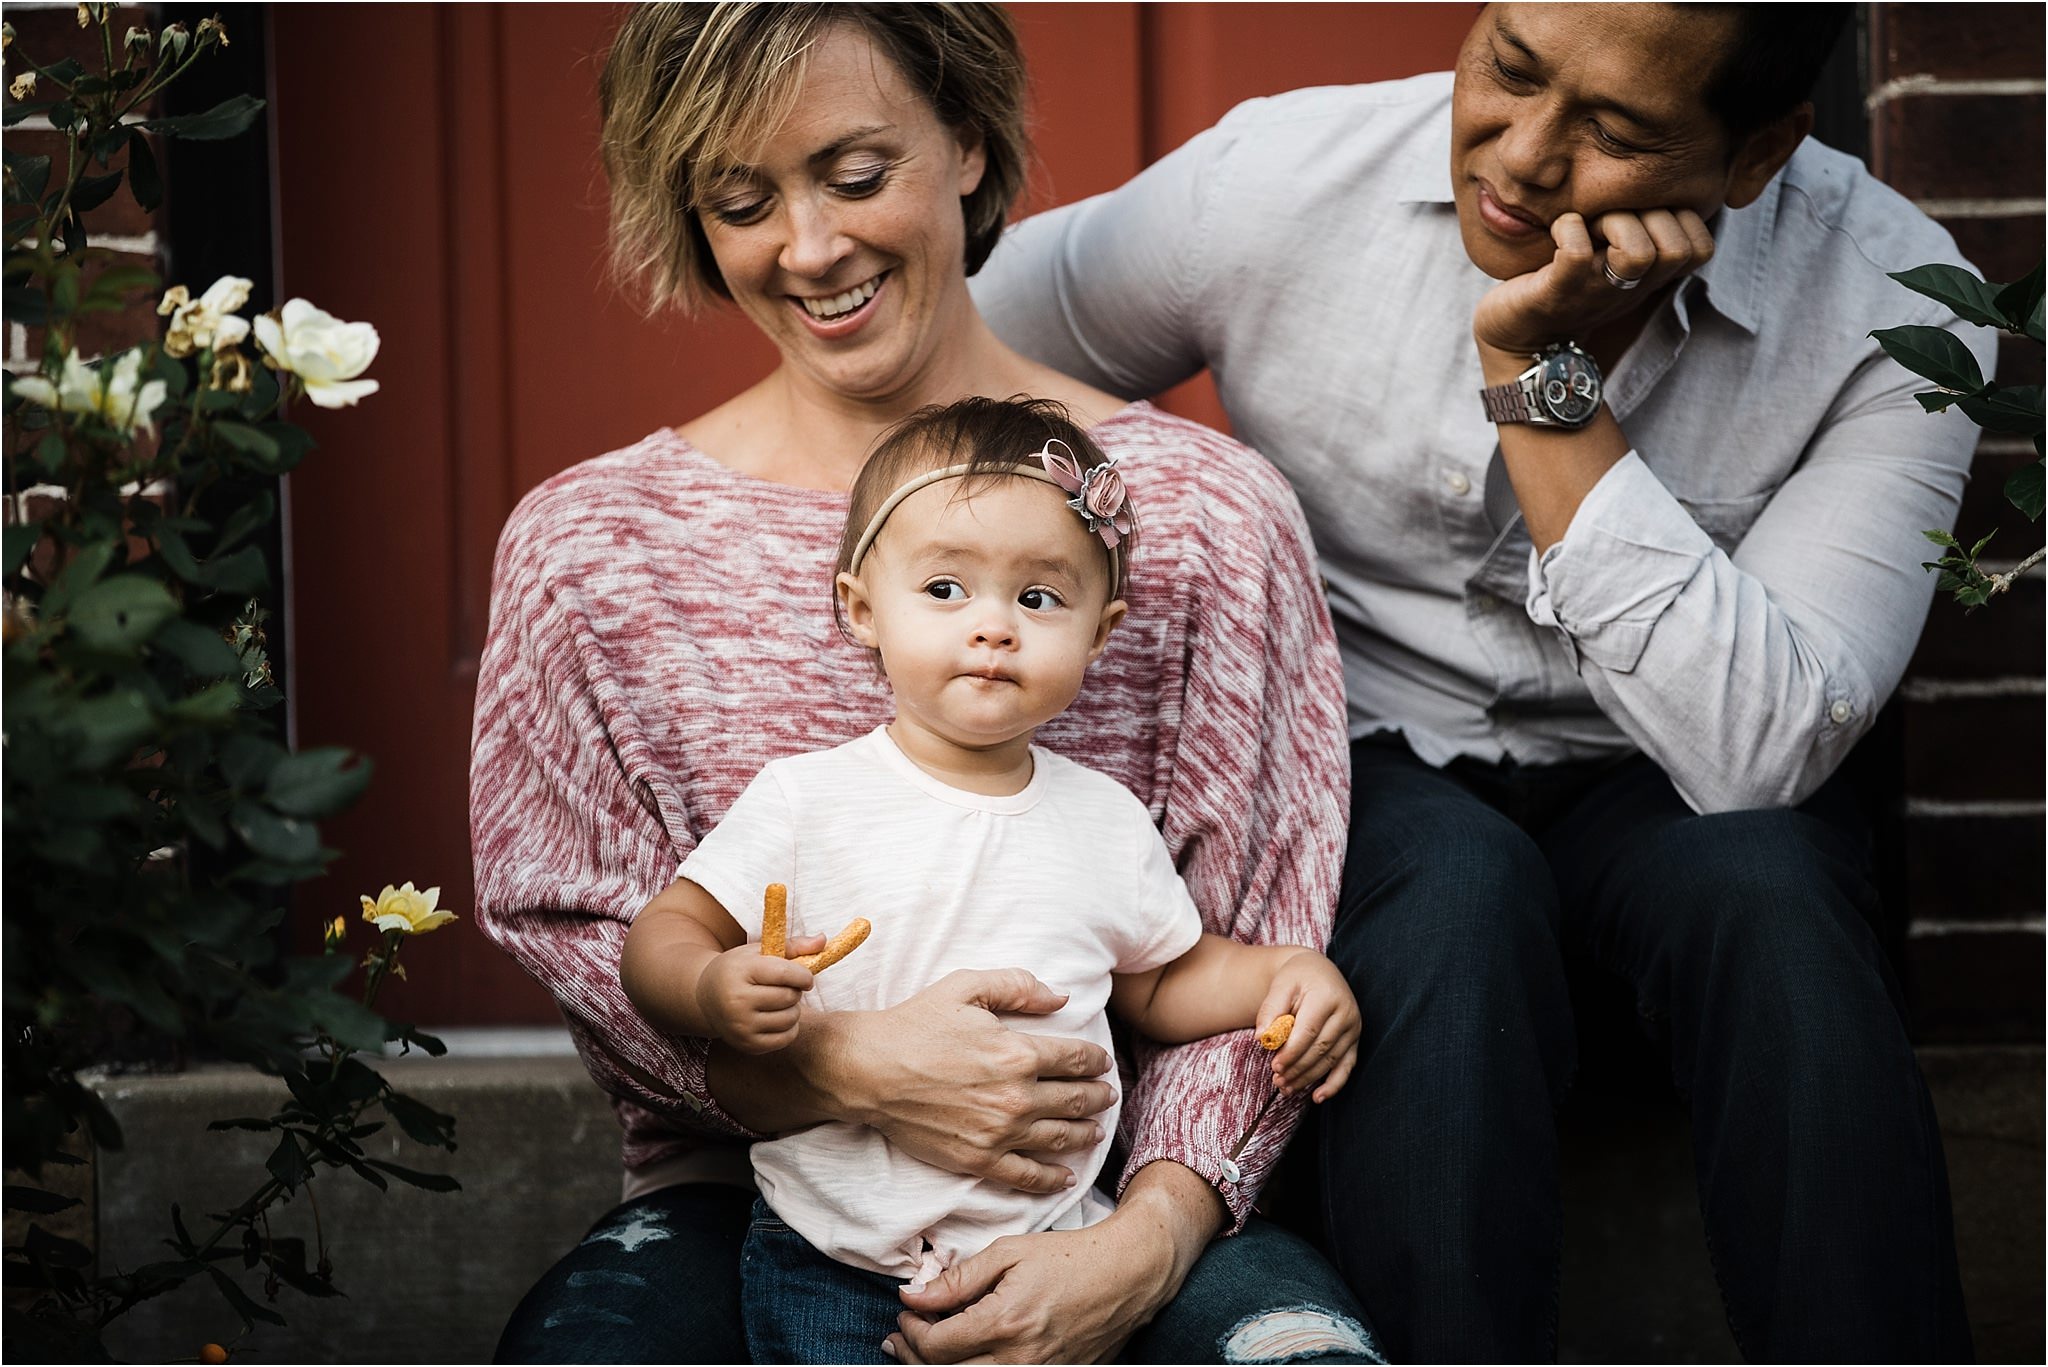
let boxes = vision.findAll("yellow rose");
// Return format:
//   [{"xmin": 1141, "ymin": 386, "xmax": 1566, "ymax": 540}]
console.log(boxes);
[{"xmin": 359, "ymin": 882, "xmax": 456, "ymax": 936}]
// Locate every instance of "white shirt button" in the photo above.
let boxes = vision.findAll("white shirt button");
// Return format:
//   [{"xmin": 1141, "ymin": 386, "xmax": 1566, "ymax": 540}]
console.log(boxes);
[
  {"xmin": 1829, "ymin": 700, "xmax": 1853, "ymax": 724},
  {"xmin": 1219, "ymin": 1158, "xmax": 1242, "ymax": 1184},
  {"xmin": 1444, "ymin": 471, "xmax": 1472, "ymax": 496}
]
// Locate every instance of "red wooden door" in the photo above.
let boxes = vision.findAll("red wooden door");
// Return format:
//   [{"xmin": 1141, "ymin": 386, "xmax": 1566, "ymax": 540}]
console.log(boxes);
[{"xmin": 268, "ymin": 4, "xmax": 1471, "ymax": 1025}]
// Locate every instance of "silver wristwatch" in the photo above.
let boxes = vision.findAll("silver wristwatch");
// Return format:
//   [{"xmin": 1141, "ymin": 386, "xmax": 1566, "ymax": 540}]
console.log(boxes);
[{"xmin": 1479, "ymin": 342, "xmax": 1603, "ymax": 430}]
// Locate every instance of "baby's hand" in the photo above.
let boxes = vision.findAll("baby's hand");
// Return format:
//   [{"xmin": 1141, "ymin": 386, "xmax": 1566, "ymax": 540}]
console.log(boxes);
[
  {"xmin": 1257, "ymin": 952, "xmax": 1360, "ymax": 1103},
  {"xmin": 697, "ymin": 943, "xmax": 814, "ymax": 1054}
]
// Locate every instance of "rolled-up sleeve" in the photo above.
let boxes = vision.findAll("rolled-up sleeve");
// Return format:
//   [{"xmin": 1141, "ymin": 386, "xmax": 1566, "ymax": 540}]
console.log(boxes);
[{"xmin": 1525, "ymin": 306, "xmax": 1995, "ymax": 813}]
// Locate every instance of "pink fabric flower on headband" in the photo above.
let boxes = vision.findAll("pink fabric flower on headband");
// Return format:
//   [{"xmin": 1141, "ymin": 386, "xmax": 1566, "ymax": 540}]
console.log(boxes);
[{"xmin": 1038, "ymin": 439, "xmax": 1134, "ymax": 550}]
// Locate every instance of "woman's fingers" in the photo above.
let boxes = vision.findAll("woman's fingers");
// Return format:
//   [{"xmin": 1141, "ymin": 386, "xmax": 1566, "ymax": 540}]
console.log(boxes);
[
  {"xmin": 986, "ymin": 1150, "xmax": 1078, "ymax": 1196},
  {"xmin": 1024, "ymin": 1030, "xmax": 1113, "ymax": 1081},
  {"xmin": 1019, "ymin": 1116, "xmax": 1104, "ymax": 1154}
]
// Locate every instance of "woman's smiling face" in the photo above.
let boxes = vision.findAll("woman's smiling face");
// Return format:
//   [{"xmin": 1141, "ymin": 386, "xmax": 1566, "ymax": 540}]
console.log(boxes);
[{"xmin": 695, "ymin": 25, "xmax": 988, "ymax": 405}]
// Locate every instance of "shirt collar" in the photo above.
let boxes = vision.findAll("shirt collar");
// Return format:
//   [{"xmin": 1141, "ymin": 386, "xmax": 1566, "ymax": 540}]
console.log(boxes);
[
  {"xmin": 1690, "ymin": 173, "xmax": 1776, "ymax": 336},
  {"xmin": 1394, "ymin": 92, "xmax": 1778, "ymax": 336}
]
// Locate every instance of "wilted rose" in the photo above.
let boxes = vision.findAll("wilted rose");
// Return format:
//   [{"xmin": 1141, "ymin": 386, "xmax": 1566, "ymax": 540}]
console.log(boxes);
[
  {"xmin": 160, "ymin": 275, "xmax": 253, "ymax": 358},
  {"xmin": 253, "ymin": 298, "xmax": 380, "ymax": 409}
]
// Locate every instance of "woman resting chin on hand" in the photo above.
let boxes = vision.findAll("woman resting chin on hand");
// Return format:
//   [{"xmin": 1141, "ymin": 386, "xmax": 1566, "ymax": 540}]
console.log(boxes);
[{"xmin": 471, "ymin": 5, "xmax": 1375, "ymax": 1363}]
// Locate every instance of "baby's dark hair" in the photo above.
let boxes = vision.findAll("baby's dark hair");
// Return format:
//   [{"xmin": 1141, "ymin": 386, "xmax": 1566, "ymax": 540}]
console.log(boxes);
[{"xmin": 834, "ymin": 397, "xmax": 1136, "ymax": 615}]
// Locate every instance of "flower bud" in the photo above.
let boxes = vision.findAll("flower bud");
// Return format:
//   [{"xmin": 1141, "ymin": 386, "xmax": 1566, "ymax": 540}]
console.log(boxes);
[
  {"xmin": 76, "ymin": 4, "xmax": 90, "ymax": 29},
  {"xmin": 124, "ymin": 26, "xmax": 151, "ymax": 53},
  {"xmin": 160, "ymin": 22, "xmax": 190, "ymax": 61},
  {"xmin": 196, "ymin": 14, "xmax": 228, "ymax": 48},
  {"xmin": 2, "ymin": 22, "xmax": 16, "ymax": 51},
  {"xmin": 9, "ymin": 71, "xmax": 35, "ymax": 101}
]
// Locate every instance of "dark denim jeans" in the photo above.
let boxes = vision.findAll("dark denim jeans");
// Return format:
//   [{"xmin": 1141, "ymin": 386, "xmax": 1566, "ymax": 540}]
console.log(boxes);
[
  {"xmin": 1305, "ymin": 735, "xmax": 1970, "ymax": 1363},
  {"xmin": 499, "ymin": 1187, "xmax": 1385, "ymax": 1364}
]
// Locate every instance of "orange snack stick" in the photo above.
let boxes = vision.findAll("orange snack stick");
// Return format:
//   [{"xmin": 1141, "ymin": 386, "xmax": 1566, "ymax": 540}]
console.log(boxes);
[
  {"xmin": 761, "ymin": 883, "xmax": 788, "ymax": 959},
  {"xmin": 1257, "ymin": 1014, "xmax": 1295, "ymax": 1052},
  {"xmin": 793, "ymin": 917, "xmax": 871, "ymax": 975}
]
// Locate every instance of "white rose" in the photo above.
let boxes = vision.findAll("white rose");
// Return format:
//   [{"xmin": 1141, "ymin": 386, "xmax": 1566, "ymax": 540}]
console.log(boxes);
[
  {"xmin": 9, "ymin": 347, "xmax": 168, "ymax": 436},
  {"xmin": 253, "ymin": 298, "xmax": 379, "ymax": 409}
]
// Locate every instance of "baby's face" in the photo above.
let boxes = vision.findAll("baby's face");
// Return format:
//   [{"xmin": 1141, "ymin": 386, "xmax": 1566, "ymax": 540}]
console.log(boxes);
[{"xmin": 839, "ymin": 475, "xmax": 1125, "ymax": 754}]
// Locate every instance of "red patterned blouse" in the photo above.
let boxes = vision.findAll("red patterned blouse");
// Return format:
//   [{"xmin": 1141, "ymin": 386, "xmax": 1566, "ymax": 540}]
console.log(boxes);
[{"xmin": 469, "ymin": 401, "xmax": 1349, "ymax": 1232}]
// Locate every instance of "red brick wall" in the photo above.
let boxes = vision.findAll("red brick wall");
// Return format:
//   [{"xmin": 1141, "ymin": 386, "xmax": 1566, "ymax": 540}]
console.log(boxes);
[
  {"xmin": 1870, "ymin": 3, "xmax": 2047, "ymax": 1041},
  {"xmin": 2, "ymin": 5, "xmax": 164, "ymax": 376}
]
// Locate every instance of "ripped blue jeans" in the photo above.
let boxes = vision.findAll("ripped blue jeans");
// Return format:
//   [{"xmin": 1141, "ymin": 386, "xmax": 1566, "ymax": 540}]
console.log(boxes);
[{"xmin": 495, "ymin": 1184, "xmax": 1385, "ymax": 1364}]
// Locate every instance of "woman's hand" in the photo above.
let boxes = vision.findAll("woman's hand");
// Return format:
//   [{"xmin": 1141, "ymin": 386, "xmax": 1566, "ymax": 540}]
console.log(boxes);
[
  {"xmin": 1258, "ymin": 952, "xmax": 1360, "ymax": 1103},
  {"xmin": 1472, "ymin": 207, "xmax": 1715, "ymax": 355},
  {"xmin": 886, "ymin": 1163, "xmax": 1220, "ymax": 1363},
  {"xmin": 825, "ymin": 968, "xmax": 1119, "ymax": 1195}
]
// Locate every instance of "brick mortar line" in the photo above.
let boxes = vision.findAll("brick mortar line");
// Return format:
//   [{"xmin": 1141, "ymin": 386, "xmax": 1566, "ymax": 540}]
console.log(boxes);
[
  {"xmin": 1898, "ymin": 676, "xmax": 2046, "ymax": 701},
  {"xmin": 1917, "ymin": 198, "xmax": 2047, "ymax": 219},
  {"xmin": 1905, "ymin": 798, "xmax": 2045, "ymax": 818},
  {"xmin": 1867, "ymin": 74, "xmax": 2048, "ymax": 108},
  {"xmin": 1906, "ymin": 917, "xmax": 2045, "ymax": 937}
]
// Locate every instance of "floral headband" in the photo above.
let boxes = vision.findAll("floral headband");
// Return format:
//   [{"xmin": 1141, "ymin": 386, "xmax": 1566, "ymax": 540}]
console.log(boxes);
[{"xmin": 846, "ymin": 439, "xmax": 1134, "ymax": 582}]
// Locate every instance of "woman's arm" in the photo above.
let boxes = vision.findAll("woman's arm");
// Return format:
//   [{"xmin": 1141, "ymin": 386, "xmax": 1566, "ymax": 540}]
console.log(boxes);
[
  {"xmin": 889, "ymin": 1158, "xmax": 1224, "ymax": 1364},
  {"xmin": 708, "ymin": 967, "xmax": 1122, "ymax": 1195}
]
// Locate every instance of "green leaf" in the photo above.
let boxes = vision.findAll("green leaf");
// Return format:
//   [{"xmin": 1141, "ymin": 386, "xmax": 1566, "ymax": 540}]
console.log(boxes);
[
  {"xmin": 68, "ymin": 171, "xmax": 123, "ymax": 214},
  {"xmin": 265, "ymin": 1132, "xmax": 312, "ymax": 1191},
  {"xmin": 206, "ymin": 1265, "xmax": 287, "ymax": 1330},
  {"xmin": 2, "ymin": 150, "xmax": 51, "ymax": 208},
  {"xmin": 365, "ymin": 1159, "xmax": 461, "ymax": 1193},
  {"xmin": 215, "ymin": 491, "xmax": 277, "ymax": 553},
  {"xmin": 3, "ymin": 520, "xmax": 41, "ymax": 578},
  {"xmin": 228, "ymin": 800, "xmax": 320, "ymax": 863},
  {"xmin": 1887, "ymin": 264, "xmax": 2006, "ymax": 328},
  {"xmin": 125, "ymin": 130, "xmax": 162, "ymax": 212},
  {"xmin": 138, "ymin": 94, "xmax": 266, "ymax": 142},
  {"xmin": 2004, "ymin": 461, "xmax": 2045, "ymax": 521},
  {"xmin": 151, "ymin": 617, "xmax": 241, "ymax": 677},
  {"xmin": 266, "ymin": 748, "xmax": 371, "ymax": 817},
  {"xmin": 1955, "ymin": 384, "xmax": 2043, "ymax": 437},
  {"xmin": 1914, "ymin": 391, "xmax": 1958, "ymax": 413},
  {"xmin": 51, "ymin": 264, "xmax": 79, "ymax": 315},
  {"xmin": 2028, "ymin": 295, "xmax": 2044, "ymax": 346},
  {"xmin": 42, "ymin": 539, "xmax": 115, "ymax": 615},
  {"xmin": 212, "ymin": 419, "xmax": 279, "ymax": 464},
  {"xmin": 162, "ymin": 678, "xmax": 242, "ymax": 725},
  {"xmin": 66, "ymin": 689, "xmax": 154, "ymax": 769},
  {"xmin": 83, "ymin": 262, "xmax": 160, "ymax": 309},
  {"xmin": 4, "ymin": 1186, "xmax": 82, "ymax": 1215},
  {"xmin": 90, "ymin": 123, "xmax": 129, "ymax": 166},
  {"xmin": 1992, "ymin": 264, "xmax": 2045, "ymax": 333},
  {"xmin": 312, "ymin": 995, "xmax": 396, "ymax": 1053},
  {"xmin": 1870, "ymin": 325, "xmax": 1986, "ymax": 394},
  {"xmin": 67, "ymin": 573, "xmax": 178, "ymax": 650},
  {"xmin": 220, "ymin": 732, "xmax": 285, "ymax": 790},
  {"xmin": 382, "ymin": 1092, "xmax": 457, "ymax": 1148}
]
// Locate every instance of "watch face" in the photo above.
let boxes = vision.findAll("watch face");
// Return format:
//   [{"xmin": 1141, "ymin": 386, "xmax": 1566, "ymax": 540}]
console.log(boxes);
[{"xmin": 1538, "ymin": 347, "xmax": 1602, "ymax": 428}]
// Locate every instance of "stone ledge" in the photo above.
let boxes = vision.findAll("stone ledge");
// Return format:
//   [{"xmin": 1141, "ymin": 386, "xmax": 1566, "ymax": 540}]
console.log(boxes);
[{"xmin": 72, "ymin": 1046, "xmax": 2045, "ymax": 1363}]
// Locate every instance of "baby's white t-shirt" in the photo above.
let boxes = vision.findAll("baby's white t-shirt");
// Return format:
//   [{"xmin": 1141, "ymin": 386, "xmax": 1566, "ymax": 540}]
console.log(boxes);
[{"xmin": 675, "ymin": 725, "xmax": 1204, "ymax": 1278}]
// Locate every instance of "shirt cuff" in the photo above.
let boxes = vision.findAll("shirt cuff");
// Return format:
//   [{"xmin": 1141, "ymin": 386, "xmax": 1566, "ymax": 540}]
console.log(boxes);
[
  {"xmin": 1114, "ymin": 1030, "xmax": 1305, "ymax": 1234},
  {"xmin": 1525, "ymin": 452, "xmax": 1716, "ymax": 675}
]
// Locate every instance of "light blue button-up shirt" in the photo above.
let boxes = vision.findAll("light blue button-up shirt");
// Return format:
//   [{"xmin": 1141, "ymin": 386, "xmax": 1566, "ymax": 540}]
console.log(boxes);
[{"xmin": 975, "ymin": 73, "xmax": 1994, "ymax": 813}]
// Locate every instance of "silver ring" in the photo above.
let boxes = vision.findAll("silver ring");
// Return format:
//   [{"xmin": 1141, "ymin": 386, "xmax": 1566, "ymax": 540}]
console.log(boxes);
[{"xmin": 1601, "ymin": 260, "xmax": 1644, "ymax": 291}]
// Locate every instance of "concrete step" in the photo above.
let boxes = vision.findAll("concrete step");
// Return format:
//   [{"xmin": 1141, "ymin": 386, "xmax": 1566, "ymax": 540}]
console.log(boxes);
[{"xmin": 66, "ymin": 1042, "xmax": 2042, "ymax": 1363}]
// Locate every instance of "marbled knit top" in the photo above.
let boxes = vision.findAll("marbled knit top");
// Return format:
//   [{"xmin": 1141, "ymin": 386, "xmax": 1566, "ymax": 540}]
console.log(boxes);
[{"xmin": 468, "ymin": 402, "xmax": 1349, "ymax": 1231}]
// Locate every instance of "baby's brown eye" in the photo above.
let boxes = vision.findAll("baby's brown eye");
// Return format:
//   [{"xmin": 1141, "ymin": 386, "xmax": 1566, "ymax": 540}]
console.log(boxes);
[{"xmin": 1020, "ymin": 588, "xmax": 1062, "ymax": 611}]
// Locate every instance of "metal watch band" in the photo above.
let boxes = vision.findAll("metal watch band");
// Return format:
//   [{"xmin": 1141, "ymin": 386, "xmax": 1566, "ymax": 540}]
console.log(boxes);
[{"xmin": 1479, "ymin": 380, "xmax": 1533, "ymax": 424}]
